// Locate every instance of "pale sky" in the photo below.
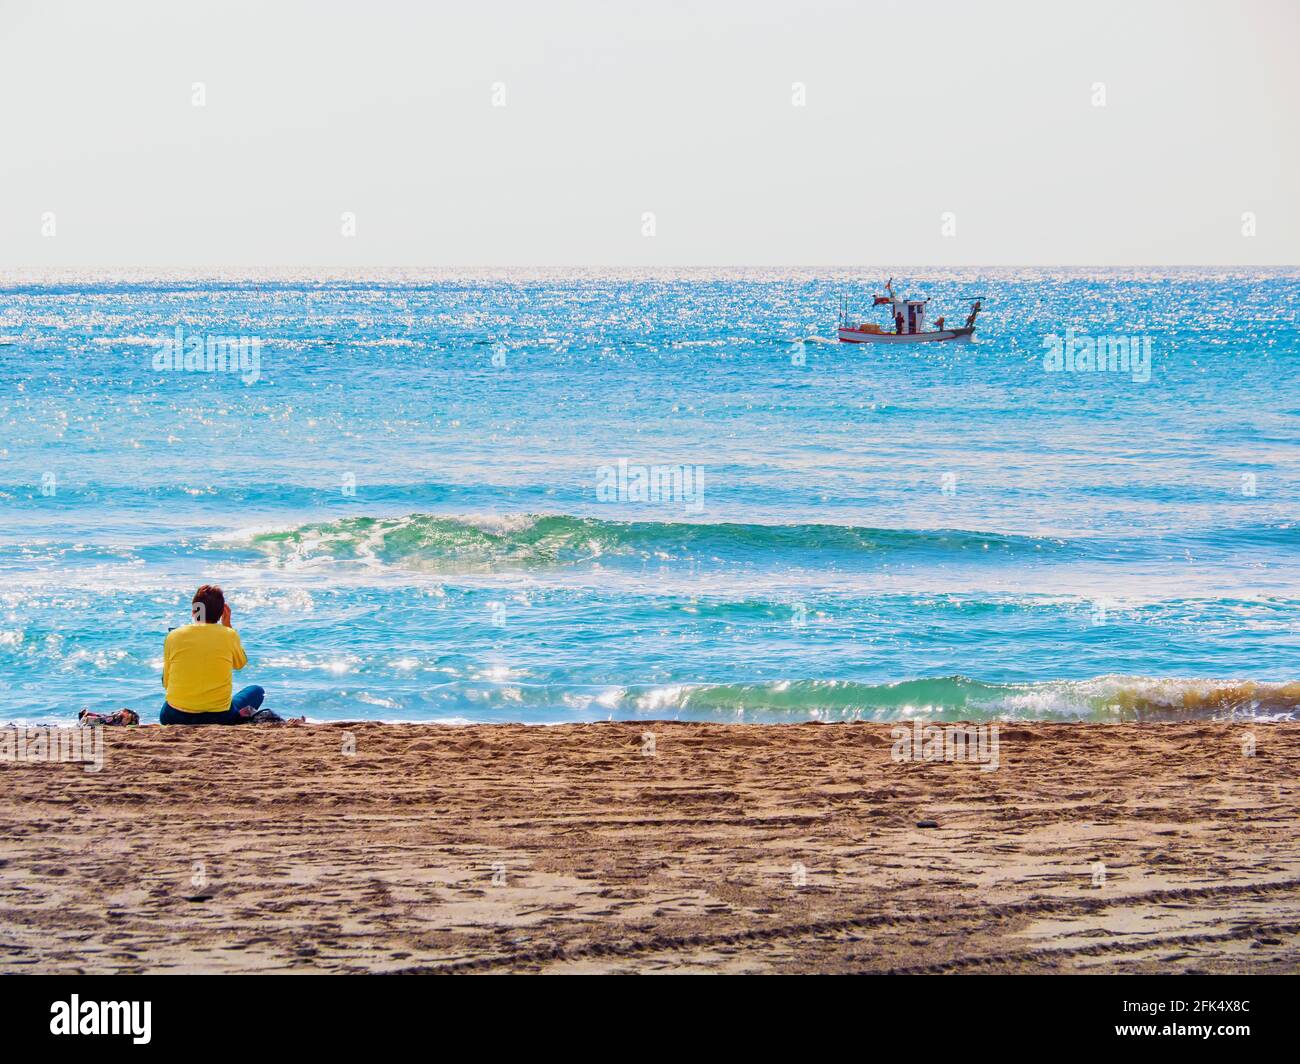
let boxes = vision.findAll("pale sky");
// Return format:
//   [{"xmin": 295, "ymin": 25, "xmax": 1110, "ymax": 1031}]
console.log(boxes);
[{"xmin": 1, "ymin": 0, "xmax": 1297, "ymax": 267}]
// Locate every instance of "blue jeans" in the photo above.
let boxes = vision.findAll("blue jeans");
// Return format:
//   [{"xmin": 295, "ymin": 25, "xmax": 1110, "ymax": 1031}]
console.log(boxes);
[{"xmin": 160, "ymin": 685, "xmax": 265, "ymax": 725}]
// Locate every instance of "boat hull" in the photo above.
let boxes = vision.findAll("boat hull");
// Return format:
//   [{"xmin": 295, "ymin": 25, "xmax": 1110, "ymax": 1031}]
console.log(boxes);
[{"xmin": 838, "ymin": 327, "xmax": 974, "ymax": 344}]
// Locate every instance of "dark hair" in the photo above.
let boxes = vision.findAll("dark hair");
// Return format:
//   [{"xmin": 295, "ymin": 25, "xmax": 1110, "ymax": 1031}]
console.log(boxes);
[{"xmin": 191, "ymin": 585, "xmax": 225, "ymax": 624}]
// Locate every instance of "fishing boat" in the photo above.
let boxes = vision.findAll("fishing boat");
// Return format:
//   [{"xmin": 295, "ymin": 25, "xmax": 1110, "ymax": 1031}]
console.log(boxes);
[{"xmin": 838, "ymin": 280, "xmax": 984, "ymax": 344}]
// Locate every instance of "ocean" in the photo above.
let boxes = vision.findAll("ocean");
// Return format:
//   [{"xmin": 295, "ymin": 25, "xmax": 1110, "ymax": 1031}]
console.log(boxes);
[{"xmin": 1, "ymin": 268, "xmax": 1297, "ymax": 725}]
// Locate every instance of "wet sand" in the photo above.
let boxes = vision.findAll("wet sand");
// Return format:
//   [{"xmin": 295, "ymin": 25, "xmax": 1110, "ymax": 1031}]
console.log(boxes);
[{"xmin": 2, "ymin": 720, "xmax": 1298, "ymax": 974}]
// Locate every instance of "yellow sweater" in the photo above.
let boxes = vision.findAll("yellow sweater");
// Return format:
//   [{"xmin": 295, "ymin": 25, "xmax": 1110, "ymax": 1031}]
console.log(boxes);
[{"xmin": 162, "ymin": 624, "xmax": 248, "ymax": 712}]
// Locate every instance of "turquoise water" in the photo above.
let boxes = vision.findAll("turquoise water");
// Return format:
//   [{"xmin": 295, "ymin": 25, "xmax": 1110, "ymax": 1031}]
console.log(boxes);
[{"xmin": 1, "ymin": 268, "xmax": 1298, "ymax": 724}]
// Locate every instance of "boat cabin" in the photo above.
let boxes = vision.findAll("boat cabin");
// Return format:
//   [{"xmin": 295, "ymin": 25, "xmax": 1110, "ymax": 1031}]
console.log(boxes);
[{"xmin": 883, "ymin": 298, "xmax": 929, "ymax": 334}]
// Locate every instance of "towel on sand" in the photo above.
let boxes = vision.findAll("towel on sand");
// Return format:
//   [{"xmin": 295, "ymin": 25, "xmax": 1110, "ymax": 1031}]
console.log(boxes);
[{"xmin": 78, "ymin": 709, "xmax": 139, "ymax": 727}]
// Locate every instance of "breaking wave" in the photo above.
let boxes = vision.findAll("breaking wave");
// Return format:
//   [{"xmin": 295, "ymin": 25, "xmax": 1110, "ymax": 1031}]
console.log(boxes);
[
  {"xmin": 232, "ymin": 512, "xmax": 1072, "ymax": 572},
  {"xmin": 578, "ymin": 674, "xmax": 1300, "ymax": 722}
]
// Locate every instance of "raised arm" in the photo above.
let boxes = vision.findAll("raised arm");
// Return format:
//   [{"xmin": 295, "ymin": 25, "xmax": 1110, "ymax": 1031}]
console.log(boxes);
[{"xmin": 231, "ymin": 630, "xmax": 248, "ymax": 672}]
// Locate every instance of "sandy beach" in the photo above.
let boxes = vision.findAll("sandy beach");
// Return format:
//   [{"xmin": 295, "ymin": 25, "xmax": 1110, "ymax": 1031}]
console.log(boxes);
[{"xmin": 2, "ymin": 720, "xmax": 1298, "ymax": 974}]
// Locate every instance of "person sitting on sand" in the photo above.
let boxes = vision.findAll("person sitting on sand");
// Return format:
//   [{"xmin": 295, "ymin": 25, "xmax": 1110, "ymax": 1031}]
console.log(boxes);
[{"xmin": 160, "ymin": 584, "xmax": 276, "ymax": 725}]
